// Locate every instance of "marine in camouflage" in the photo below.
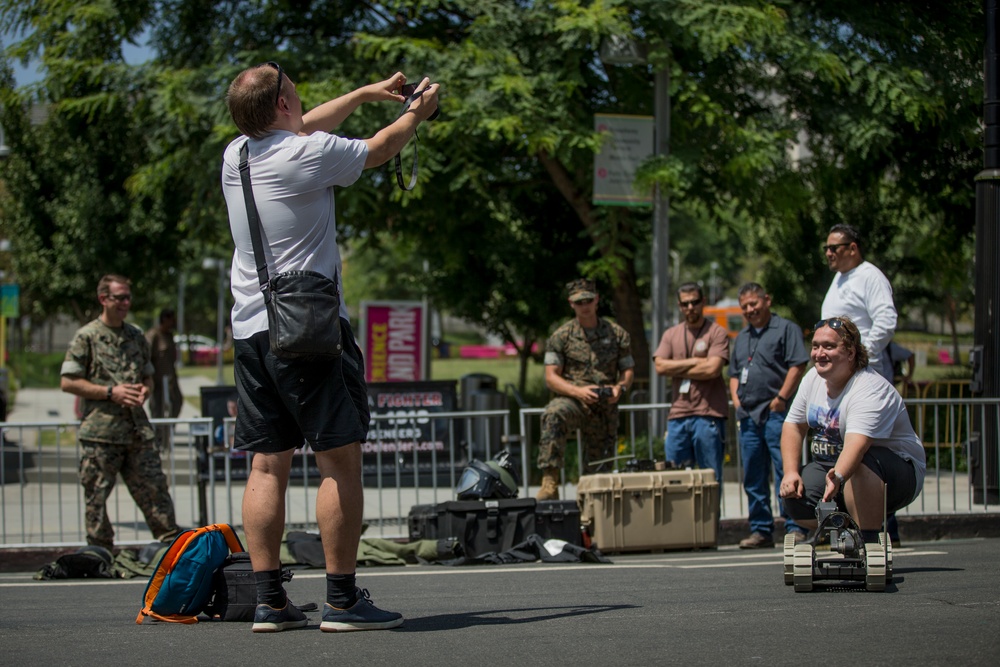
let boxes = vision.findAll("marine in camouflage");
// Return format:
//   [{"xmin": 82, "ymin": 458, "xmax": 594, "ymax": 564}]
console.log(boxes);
[
  {"xmin": 62, "ymin": 318, "xmax": 179, "ymax": 548},
  {"xmin": 537, "ymin": 317, "xmax": 634, "ymax": 471},
  {"xmin": 61, "ymin": 319, "xmax": 156, "ymax": 443}
]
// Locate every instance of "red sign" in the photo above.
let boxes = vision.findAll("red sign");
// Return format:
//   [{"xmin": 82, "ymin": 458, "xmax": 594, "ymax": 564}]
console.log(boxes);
[{"xmin": 360, "ymin": 301, "xmax": 426, "ymax": 383}]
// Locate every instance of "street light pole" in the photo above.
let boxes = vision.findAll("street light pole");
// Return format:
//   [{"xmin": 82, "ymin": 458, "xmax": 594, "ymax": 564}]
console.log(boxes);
[
  {"xmin": 215, "ymin": 261, "xmax": 226, "ymax": 386},
  {"xmin": 599, "ymin": 37, "xmax": 671, "ymax": 429},
  {"xmin": 202, "ymin": 258, "xmax": 228, "ymax": 386},
  {"xmin": 650, "ymin": 68, "xmax": 671, "ymax": 430},
  {"xmin": 972, "ymin": 0, "xmax": 1000, "ymax": 504}
]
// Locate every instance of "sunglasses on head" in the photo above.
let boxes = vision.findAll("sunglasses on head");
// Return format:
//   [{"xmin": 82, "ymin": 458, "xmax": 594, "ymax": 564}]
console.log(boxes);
[
  {"xmin": 814, "ymin": 318, "xmax": 844, "ymax": 331},
  {"xmin": 263, "ymin": 61, "xmax": 283, "ymax": 104}
]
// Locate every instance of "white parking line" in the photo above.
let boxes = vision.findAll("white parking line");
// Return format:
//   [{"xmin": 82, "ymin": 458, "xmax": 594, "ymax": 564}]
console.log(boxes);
[{"xmin": 0, "ymin": 549, "xmax": 947, "ymax": 587}]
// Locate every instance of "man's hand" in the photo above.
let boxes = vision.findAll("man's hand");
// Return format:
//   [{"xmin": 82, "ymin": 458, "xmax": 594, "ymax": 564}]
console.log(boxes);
[
  {"xmin": 402, "ymin": 77, "xmax": 440, "ymax": 122},
  {"xmin": 361, "ymin": 72, "xmax": 407, "ymax": 104},
  {"xmin": 577, "ymin": 385, "xmax": 600, "ymax": 405},
  {"xmin": 779, "ymin": 471, "xmax": 804, "ymax": 499},
  {"xmin": 114, "ymin": 383, "xmax": 148, "ymax": 408}
]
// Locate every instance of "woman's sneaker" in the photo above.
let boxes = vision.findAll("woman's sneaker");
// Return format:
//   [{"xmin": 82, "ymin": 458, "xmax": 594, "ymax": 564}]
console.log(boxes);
[
  {"xmin": 252, "ymin": 600, "xmax": 309, "ymax": 633},
  {"xmin": 320, "ymin": 588, "xmax": 403, "ymax": 632}
]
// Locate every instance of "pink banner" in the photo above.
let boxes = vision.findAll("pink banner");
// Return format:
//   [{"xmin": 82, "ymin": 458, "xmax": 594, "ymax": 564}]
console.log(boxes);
[{"xmin": 362, "ymin": 302, "xmax": 425, "ymax": 383}]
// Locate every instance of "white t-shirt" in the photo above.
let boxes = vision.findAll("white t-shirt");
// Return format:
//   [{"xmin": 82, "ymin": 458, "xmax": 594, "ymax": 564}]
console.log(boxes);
[
  {"xmin": 787, "ymin": 366, "xmax": 926, "ymax": 498},
  {"xmin": 220, "ymin": 131, "xmax": 368, "ymax": 339},
  {"xmin": 821, "ymin": 261, "xmax": 897, "ymax": 377}
]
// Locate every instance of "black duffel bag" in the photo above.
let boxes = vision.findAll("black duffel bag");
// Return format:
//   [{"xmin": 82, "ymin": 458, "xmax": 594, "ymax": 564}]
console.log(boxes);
[{"xmin": 204, "ymin": 552, "xmax": 317, "ymax": 622}]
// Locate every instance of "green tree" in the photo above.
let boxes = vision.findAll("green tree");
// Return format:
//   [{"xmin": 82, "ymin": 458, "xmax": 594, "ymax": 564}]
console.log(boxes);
[{"xmin": 2, "ymin": 0, "xmax": 982, "ymax": 384}]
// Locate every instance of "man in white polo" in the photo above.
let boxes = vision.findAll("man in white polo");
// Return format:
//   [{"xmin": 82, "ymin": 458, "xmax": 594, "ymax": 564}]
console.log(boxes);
[{"xmin": 820, "ymin": 223, "xmax": 897, "ymax": 382}]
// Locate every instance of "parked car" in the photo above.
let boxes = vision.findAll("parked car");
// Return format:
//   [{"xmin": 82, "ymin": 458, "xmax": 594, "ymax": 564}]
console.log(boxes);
[{"xmin": 174, "ymin": 334, "xmax": 221, "ymax": 366}]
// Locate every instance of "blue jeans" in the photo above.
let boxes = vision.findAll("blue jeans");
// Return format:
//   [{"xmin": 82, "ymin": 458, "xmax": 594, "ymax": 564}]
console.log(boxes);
[
  {"xmin": 739, "ymin": 413, "xmax": 804, "ymax": 536},
  {"xmin": 664, "ymin": 416, "xmax": 725, "ymax": 483}
]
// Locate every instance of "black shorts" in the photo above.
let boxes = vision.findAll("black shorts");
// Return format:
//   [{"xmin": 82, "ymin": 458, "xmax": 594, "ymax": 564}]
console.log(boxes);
[
  {"xmin": 785, "ymin": 447, "xmax": 918, "ymax": 521},
  {"xmin": 233, "ymin": 318, "xmax": 370, "ymax": 453}
]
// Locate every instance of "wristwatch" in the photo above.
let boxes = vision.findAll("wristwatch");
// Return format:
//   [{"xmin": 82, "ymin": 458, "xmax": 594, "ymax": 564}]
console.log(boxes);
[
  {"xmin": 619, "ymin": 384, "xmax": 628, "ymax": 395},
  {"xmin": 833, "ymin": 470, "xmax": 847, "ymax": 488},
  {"xmin": 107, "ymin": 385, "xmax": 114, "ymax": 401}
]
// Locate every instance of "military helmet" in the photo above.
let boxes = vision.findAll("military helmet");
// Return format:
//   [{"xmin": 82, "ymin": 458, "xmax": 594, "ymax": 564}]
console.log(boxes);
[{"xmin": 455, "ymin": 451, "xmax": 520, "ymax": 500}]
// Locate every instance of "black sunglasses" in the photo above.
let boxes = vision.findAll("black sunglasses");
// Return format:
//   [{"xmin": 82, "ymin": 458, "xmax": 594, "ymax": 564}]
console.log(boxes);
[
  {"xmin": 573, "ymin": 298, "xmax": 595, "ymax": 305},
  {"xmin": 263, "ymin": 61, "xmax": 283, "ymax": 104},
  {"xmin": 679, "ymin": 298, "xmax": 703, "ymax": 308},
  {"xmin": 822, "ymin": 242, "xmax": 851, "ymax": 253},
  {"xmin": 814, "ymin": 318, "xmax": 844, "ymax": 331}
]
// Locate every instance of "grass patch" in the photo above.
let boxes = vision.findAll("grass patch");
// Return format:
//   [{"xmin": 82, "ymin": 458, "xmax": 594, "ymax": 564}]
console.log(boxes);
[{"xmin": 8, "ymin": 351, "xmax": 65, "ymax": 389}]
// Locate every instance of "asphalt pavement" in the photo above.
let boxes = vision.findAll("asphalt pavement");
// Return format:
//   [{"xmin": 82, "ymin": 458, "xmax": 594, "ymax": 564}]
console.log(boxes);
[{"xmin": 1, "ymin": 538, "xmax": 997, "ymax": 666}]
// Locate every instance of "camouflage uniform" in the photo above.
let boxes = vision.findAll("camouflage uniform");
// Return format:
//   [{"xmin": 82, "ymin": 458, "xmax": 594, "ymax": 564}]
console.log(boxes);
[
  {"xmin": 537, "ymin": 317, "xmax": 634, "ymax": 472},
  {"xmin": 145, "ymin": 326, "xmax": 183, "ymax": 452},
  {"xmin": 61, "ymin": 319, "xmax": 179, "ymax": 550},
  {"xmin": 145, "ymin": 327, "xmax": 183, "ymax": 419}
]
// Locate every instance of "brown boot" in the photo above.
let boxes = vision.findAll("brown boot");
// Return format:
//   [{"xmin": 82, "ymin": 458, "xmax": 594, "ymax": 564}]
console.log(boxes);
[{"xmin": 536, "ymin": 468, "xmax": 560, "ymax": 500}]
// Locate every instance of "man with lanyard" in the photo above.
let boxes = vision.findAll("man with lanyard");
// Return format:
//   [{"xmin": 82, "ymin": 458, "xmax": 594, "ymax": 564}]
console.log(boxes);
[
  {"xmin": 653, "ymin": 282, "xmax": 730, "ymax": 484},
  {"xmin": 729, "ymin": 283, "xmax": 809, "ymax": 548},
  {"xmin": 535, "ymin": 279, "xmax": 634, "ymax": 500}
]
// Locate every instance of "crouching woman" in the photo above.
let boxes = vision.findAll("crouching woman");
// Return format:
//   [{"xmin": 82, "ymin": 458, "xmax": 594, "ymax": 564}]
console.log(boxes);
[{"xmin": 778, "ymin": 317, "xmax": 926, "ymax": 543}]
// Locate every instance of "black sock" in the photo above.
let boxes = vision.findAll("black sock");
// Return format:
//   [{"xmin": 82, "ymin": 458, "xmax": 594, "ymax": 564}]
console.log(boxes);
[
  {"xmin": 326, "ymin": 573, "xmax": 357, "ymax": 608},
  {"xmin": 861, "ymin": 529, "xmax": 882, "ymax": 544},
  {"xmin": 254, "ymin": 570, "xmax": 286, "ymax": 607}
]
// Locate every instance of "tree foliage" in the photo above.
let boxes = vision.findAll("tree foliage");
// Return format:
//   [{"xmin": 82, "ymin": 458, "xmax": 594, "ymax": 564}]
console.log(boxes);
[{"xmin": 0, "ymin": 0, "xmax": 983, "ymax": 391}]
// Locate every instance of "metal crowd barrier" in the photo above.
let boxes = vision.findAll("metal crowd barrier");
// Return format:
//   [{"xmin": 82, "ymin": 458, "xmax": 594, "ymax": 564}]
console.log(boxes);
[{"xmin": 1, "ymin": 395, "xmax": 997, "ymax": 548}]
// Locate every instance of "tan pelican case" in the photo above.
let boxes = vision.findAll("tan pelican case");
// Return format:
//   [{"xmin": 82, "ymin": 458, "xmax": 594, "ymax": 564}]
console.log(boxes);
[{"xmin": 576, "ymin": 470, "xmax": 719, "ymax": 553}]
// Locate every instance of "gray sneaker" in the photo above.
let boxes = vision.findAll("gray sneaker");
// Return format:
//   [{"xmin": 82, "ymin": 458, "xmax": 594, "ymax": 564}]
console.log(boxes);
[
  {"xmin": 252, "ymin": 600, "xmax": 309, "ymax": 633},
  {"xmin": 739, "ymin": 531, "xmax": 775, "ymax": 549},
  {"xmin": 320, "ymin": 588, "xmax": 403, "ymax": 632}
]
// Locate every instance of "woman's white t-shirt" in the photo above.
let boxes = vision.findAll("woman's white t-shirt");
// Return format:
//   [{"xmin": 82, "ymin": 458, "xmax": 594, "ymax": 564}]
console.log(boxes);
[{"xmin": 787, "ymin": 366, "xmax": 926, "ymax": 497}]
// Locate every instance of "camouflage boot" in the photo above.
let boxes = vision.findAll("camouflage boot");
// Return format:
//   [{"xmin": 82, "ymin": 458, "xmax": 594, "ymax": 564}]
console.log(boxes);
[{"xmin": 536, "ymin": 468, "xmax": 560, "ymax": 500}]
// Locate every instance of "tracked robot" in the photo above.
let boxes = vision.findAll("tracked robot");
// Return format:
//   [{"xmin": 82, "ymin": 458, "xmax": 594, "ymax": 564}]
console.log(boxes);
[{"xmin": 783, "ymin": 499, "xmax": 893, "ymax": 592}]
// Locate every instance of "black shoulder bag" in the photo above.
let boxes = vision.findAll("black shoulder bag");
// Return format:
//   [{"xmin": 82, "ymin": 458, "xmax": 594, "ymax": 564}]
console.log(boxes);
[{"xmin": 238, "ymin": 141, "xmax": 343, "ymax": 359}]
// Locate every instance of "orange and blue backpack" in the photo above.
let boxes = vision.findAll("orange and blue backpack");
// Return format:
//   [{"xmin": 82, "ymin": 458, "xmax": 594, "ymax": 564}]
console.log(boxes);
[{"xmin": 136, "ymin": 523, "xmax": 244, "ymax": 624}]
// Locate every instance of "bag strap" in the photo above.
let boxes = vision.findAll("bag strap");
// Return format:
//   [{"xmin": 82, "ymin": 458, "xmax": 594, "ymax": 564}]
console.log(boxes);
[
  {"xmin": 238, "ymin": 141, "xmax": 339, "ymax": 297},
  {"xmin": 238, "ymin": 141, "xmax": 272, "ymax": 301}
]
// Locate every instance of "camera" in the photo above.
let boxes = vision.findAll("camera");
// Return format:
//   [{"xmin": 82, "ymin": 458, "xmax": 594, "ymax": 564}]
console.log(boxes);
[
  {"xmin": 592, "ymin": 386, "xmax": 614, "ymax": 400},
  {"xmin": 401, "ymin": 81, "xmax": 439, "ymax": 121}
]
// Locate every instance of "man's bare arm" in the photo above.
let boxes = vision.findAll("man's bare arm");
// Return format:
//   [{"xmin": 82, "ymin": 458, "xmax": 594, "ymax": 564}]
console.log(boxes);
[{"xmin": 654, "ymin": 356, "xmax": 699, "ymax": 377}]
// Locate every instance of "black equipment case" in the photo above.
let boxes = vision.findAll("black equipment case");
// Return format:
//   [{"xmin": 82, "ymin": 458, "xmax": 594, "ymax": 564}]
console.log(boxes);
[
  {"xmin": 408, "ymin": 498, "xmax": 537, "ymax": 556},
  {"xmin": 408, "ymin": 498, "xmax": 585, "ymax": 556},
  {"xmin": 535, "ymin": 500, "xmax": 583, "ymax": 546}
]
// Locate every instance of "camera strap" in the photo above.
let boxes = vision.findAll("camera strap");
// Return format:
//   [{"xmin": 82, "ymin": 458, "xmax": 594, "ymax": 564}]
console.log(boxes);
[{"xmin": 393, "ymin": 89, "xmax": 426, "ymax": 191}]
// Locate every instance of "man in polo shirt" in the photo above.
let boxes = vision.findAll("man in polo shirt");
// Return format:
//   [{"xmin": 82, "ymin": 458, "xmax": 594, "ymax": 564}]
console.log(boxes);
[
  {"xmin": 821, "ymin": 223, "xmax": 897, "ymax": 382},
  {"xmin": 729, "ymin": 283, "xmax": 809, "ymax": 549}
]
